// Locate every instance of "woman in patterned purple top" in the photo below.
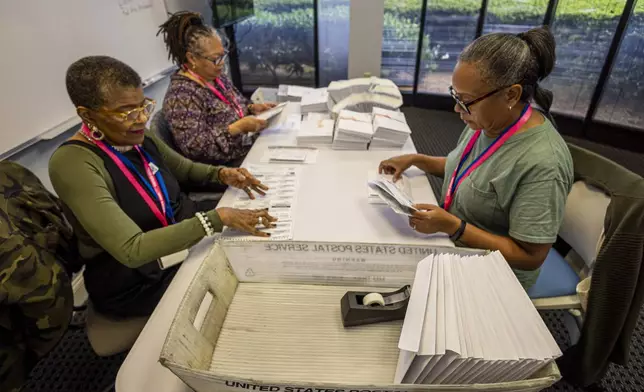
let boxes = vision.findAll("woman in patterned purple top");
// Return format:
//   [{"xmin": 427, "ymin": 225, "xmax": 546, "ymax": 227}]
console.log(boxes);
[{"xmin": 158, "ymin": 12, "xmax": 275, "ymax": 166}]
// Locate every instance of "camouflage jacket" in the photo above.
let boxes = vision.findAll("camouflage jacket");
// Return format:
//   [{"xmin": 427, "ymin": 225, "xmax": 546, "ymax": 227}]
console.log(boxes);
[{"xmin": 0, "ymin": 162, "xmax": 76, "ymax": 391}]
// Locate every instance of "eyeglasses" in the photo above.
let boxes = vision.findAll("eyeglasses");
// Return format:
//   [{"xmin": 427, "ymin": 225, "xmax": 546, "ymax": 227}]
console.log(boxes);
[
  {"xmin": 195, "ymin": 51, "xmax": 229, "ymax": 66},
  {"xmin": 449, "ymin": 85, "xmax": 510, "ymax": 115},
  {"xmin": 102, "ymin": 98, "xmax": 156, "ymax": 123}
]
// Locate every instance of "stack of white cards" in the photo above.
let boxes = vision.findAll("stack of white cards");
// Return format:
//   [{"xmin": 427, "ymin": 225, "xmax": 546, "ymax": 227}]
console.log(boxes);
[
  {"xmin": 300, "ymin": 88, "xmax": 329, "ymax": 113},
  {"xmin": 333, "ymin": 110, "xmax": 374, "ymax": 150},
  {"xmin": 395, "ymin": 251, "xmax": 562, "ymax": 385},
  {"xmin": 367, "ymin": 172, "xmax": 412, "ymax": 205},
  {"xmin": 297, "ymin": 113, "xmax": 334, "ymax": 146},
  {"xmin": 277, "ymin": 85, "xmax": 316, "ymax": 103},
  {"xmin": 370, "ymin": 107, "xmax": 412, "ymax": 150}
]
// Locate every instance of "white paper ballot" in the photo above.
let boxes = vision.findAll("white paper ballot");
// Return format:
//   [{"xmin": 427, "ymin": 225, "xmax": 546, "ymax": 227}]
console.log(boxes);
[{"xmin": 255, "ymin": 102, "xmax": 288, "ymax": 121}]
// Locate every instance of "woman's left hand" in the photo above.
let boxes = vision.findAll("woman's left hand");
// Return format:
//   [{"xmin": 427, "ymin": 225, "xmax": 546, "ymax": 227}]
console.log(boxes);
[
  {"xmin": 219, "ymin": 168, "xmax": 269, "ymax": 199},
  {"xmin": 409, "ymin": 204, "xmax": 460, "ymax": 235},
  {"xmin": 249, "ymin": 103, "xmax": 277, "ymax": 115}
]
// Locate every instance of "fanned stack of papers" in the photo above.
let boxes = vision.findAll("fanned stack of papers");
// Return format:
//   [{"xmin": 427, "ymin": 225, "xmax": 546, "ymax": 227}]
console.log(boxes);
[
  {"xmin": 265, "ymin": 102, "xmax": 302, "ymax": 132},
  {"xmin": 221, "ymin": 165, "xmax": 300, "ymax": 241},
  {"xmin": 367, "ymin": 177, "xmax": 417, "ymax": 216},
  {"xmin": 327, "ymin": 77, "xmax": 400, "ymax": 103},
  {"xmin": 297, "ymin": 113, "xmax": 334, "ymax": 146},
  {"xmin": 370, "ymin": 107, "xmax": 412, "ymax": 150},
  {"xmin": 333, "ymin": 110, "xmax": 374, "ymax": 150},
  {"xmin": 368, "ymin": 172, "xmax": 412, "ymax": 205},
  {"xmin": 331, "ymin": 92, "xmax": 403, "ymax": 117},
  {"xmin": 254, "ymin": 102, "xmax": 288, "ymax": 121},
  {"xmin": 300, "ymin": 88, "xmax": 329, "ymax": 113},
  {"xmin": 277, "ymin": 85, "xmax": 316, "ymax": 103},
  {"xmin": 327, "ymin": 77, "xmax": 373, "ymax": 103},
  {"xmin": 395, "ymin": 251, "xmax": 562, "ymax": 385}
]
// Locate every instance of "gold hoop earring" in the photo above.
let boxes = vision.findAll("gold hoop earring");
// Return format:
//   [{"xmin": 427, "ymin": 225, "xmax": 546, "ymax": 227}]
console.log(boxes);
[
  {"xmin": 191, "ymin": 63, "xmax": 196, "ymax": 69},
  {"xmin": 88, "ymin": 123, "xmax": 105, "ymax": 141}
]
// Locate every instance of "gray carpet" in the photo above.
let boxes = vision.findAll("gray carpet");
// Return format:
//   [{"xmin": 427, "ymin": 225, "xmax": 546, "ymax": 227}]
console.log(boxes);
[{"xmin": 22, "ymin": 107, "xmax": 644, "ymax": 392}]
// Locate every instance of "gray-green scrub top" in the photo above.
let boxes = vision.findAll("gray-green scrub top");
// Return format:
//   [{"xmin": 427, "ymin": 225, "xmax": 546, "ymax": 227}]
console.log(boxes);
[{"xmin": 440, "ymin": 117, "xmax": 574, "ymax": 289}]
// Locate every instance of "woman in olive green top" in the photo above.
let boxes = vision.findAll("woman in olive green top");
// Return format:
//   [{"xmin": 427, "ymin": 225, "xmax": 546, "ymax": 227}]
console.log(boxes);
[
  {"xmin": 380, "ymin": 27, "xmax": 573, "ymax": 289},
  {"xmin": 49, "ymin": 56, "xmax": 275, "ymax": 318}
]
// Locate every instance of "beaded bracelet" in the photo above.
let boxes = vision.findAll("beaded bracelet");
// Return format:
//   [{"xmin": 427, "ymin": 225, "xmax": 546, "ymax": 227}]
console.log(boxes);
[{"xmin": 196, "ymin": 212, "xmax": 216, "ymax": 237}]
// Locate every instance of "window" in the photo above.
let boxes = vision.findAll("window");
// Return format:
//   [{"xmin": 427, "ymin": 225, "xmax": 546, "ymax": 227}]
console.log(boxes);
[
  {"xmin": 235, "ymin": 0, "xmax": 315, "ymax": 89},
  {"xmin": 483, "ymin": 0, "xmax": 549, "ymax": 34},
  {"xmin": 381, "ymin": 0, "xmax": 423, "ymax": 90},
  {"xmin": 594, "ymin": 3, "xmax": 644, "ymax": 129},
  {"xmin": 318, "ymin": 0, "xmax": 350, "ymax": 86},
  {"xmin": 542, "ymin": 0, "xmax": 627, "ymax": 117},
  {"xmin": 417, "ymin": 0, "xmax": 480, "ymax": 94}
]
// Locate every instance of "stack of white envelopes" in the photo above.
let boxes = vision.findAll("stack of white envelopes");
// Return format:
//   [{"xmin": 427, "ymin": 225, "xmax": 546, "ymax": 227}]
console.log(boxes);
[
  {"xmin": 333, "ymin": 110, "xmax": 374, "ymax": 150},
  {"xmin": 297, "ymin": 113, "xmax": 334, "ymax": 146},
  {"xmin": 277, "ymin": 85, "xmax": 316, "ymax": 102},
  {"xmin": 395, "ymin": 251, "xmax": 562, "ymax": 385},
  {"xmin": 300, "ymin": 88, "xmax": 329, "ymax": 113},
  {"xmin": 370, "ymin": 107, "xmax": 412, "ymax": 150}
]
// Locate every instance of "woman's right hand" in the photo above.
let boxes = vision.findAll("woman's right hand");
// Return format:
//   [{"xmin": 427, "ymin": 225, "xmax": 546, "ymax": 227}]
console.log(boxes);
[
  {"xmin": 229, "ymin": 117, "xmax": 268, "ymax": 135},
  {"xmin": 216, "ymin": 208, "xmax": 277, "ymax": 237},
  {"xmin": 378, "ymin": 154, "xmax": 417, "ymax": 181}
]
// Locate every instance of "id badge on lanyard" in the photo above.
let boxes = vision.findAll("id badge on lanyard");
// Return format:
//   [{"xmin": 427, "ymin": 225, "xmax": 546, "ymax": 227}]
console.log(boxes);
[{"xmin": 442, "ymin": 105, "xmax": 532, "ymax": 211}]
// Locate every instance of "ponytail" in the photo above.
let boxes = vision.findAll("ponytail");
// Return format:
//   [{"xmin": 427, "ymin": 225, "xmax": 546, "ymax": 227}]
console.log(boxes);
[
  {"xmin": 517, "ymin": 26, "xmax": 556, "ymax": 112},
  {"xmin": 157, "ymin": 11, "xmax": 213, "ymax": 66}
]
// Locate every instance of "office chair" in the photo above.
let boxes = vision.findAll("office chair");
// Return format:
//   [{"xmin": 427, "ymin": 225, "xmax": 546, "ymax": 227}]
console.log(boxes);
[{"xmin": 149, "ymin": 111, "xmax": 225, "ymax": 203}]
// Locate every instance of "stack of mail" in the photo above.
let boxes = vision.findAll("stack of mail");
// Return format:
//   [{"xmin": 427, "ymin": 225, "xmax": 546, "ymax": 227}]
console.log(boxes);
[
  {"xmin": 328, "ymin": 77, "xmax": 373, "ymax": 103},
  {"xmin": 367, "ymin": 172, "xmax": 412, "ymax": 205},
  {"xmin": 370, "ymin": 107, "xmax": 412, "ymax": 150},
  {"xmin": 395, "ymin": 251, "xmax": 562, "ymax": 385},
  {"xmin": 300, "ymin": 88, "xmax": 329, "ymax": 113},
  {"xmin": 277, "ymin": 85, "xmax": 316, "ymax": 102},
  {"xmin": 297, "ymin": 113, "xmax": 334, "ymax": 146},
  {"xmin": 367, "ymin": 176, "xmax": 417, "ymax": 216},
  {"xmin": 331, "ymin": 92, "xmax": 403, "ymax": 117},
  {"xmin": 333, "ymin": 110, "xmax": 374, "ymax": 150}
]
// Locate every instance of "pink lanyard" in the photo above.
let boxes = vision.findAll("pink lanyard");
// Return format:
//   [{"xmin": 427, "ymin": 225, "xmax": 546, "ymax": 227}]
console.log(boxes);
[
  {"xmin": 443, "ymin": 105, "xmax": 532, "ymax": 211},
  {"xmin": 186, "ymin": 69, "xmax": 245, "ymax": 118},
  {"xmin": 81, "ymin": 124, "xmax": 169, "ymax": 227}
]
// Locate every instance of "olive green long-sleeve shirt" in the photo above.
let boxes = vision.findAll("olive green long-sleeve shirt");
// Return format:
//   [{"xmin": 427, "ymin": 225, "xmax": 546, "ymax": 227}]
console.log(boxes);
[{"xmin": 49, "ymin": 132, "xmax": 224, "ymax": 269}]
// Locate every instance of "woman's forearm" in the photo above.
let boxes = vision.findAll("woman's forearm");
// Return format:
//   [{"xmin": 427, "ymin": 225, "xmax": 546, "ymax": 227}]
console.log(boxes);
[
  {"xmin": 412, "ymin": 155, "xmax": 447, "ymax": 177},
  {"xmin": 457, "ymin": 221, "xmax": 549, "ymax": 271}
]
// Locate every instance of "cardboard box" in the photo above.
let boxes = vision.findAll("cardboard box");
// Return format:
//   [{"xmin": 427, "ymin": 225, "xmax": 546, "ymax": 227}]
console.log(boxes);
[{"xmin": 159, "ymin": 243, "xmax": 561, "ymax": 392}]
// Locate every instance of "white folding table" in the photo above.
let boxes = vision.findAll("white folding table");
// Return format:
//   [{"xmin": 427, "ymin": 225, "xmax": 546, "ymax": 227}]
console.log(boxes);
[{"xmin": 116, "ymin": 105, "xmax": 452, "ymax": 392}]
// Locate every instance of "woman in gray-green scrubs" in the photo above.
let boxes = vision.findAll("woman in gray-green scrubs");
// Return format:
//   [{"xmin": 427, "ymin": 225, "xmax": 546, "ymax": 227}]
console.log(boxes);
[{"xmin": 379, "ymin": 26, "xmax": 573, "ymax": 290}]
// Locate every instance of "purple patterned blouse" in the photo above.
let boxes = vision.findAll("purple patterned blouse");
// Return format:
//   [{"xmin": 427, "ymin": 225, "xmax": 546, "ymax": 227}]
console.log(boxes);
[{"xmin": 162, "ymin": 73, "xmax": 258, "ymax": 165}]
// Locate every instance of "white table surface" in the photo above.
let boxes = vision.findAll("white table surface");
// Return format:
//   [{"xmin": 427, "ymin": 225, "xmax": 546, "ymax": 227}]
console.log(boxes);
[{"xmin": 116, "ymin": 105, "xmax": 451, "ymax": 392}]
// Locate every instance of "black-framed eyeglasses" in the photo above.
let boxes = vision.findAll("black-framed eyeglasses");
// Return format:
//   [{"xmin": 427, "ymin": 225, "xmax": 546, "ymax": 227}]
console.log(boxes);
[
  {"xmin": 449, "ymin": 85, "xmax": 511, "ymax": 114},
  {"xmin": 195, "ymin": 51, "xmax": 229, "ymax": 66}
]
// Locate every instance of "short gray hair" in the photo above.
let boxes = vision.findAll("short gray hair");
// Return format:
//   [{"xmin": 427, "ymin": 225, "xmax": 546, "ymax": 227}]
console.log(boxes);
[{"xmin": 460, "ymin": 26, "xmax": 556, "ymax": 112}]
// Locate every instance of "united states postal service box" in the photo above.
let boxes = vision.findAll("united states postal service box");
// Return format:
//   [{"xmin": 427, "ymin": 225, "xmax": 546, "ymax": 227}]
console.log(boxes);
[{"xmin": 159, "ymin": 242, "xmax": 561, "ymax": 392}]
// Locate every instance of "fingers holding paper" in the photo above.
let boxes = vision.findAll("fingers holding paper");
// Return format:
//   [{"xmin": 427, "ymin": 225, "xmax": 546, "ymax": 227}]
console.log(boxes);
[
  {"xmin": 409, "ymin": 204, "xmax": 460, "ymax": 235},
  {"xmin": 219, "ymin": 168, "xmax": 269, "ymax": 199},
  {"xmin": 378, "ymin": 155, "xmax": 415, "ymax": 182},
  {"xmin": 216, "ymin": 207, "xmax": 277, "ymax": 237},
  {"xmin": 249, "ymin": 102, "xmax": 277, "ymax": 115}
]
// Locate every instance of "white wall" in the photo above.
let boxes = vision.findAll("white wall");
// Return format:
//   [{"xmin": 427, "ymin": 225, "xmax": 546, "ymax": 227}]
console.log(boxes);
[{"xmin": 9, "ymin": 77, "xmax": 171, "ymax": 193}]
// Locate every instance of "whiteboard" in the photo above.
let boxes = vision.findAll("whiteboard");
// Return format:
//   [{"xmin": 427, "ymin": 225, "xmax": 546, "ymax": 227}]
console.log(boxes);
[{"xmin": 0, "ymin": 0, "xmax": 173, "ymax": 156}]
